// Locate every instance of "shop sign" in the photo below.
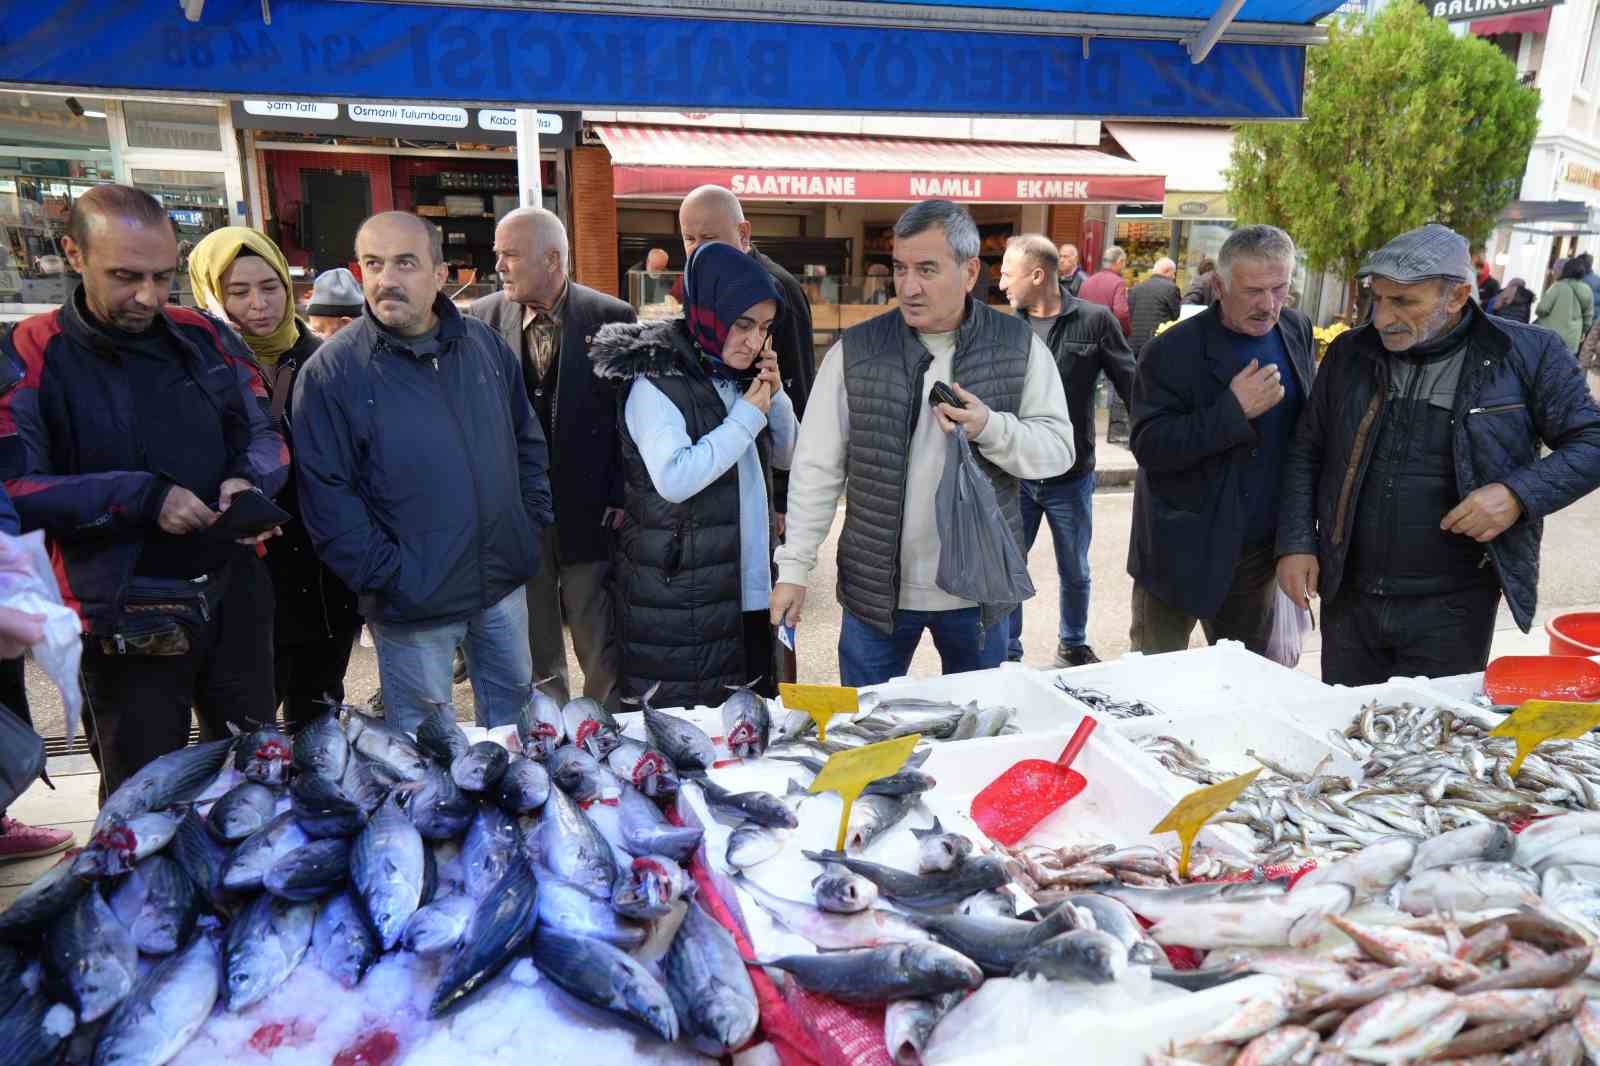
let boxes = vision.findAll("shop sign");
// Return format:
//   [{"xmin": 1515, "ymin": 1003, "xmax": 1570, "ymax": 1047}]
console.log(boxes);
[
  {"xmin": 1431, "ymin": 0, "xmax": 1562, "ymax": 21},
  {"xmin": 242, "ymin": 99, "xmax": 338, "ymax": 120},
  {"xmin": 1163, "ymin": 191, "xmax": 1233, "ymax": 220},
  {"xmin": 476, "ymin": 110, "xmax": 564, "ymax": 135},
  {"xmin": 618, "ymin": 167, "xmax": 1165, "ymax": 204},
  {"xmin": 348, "ymin": 103, "xmax": 467, "ymax": 128},
  {"xmin": 1564, "ymin": 162, "xmax": 1600, "ymax": 194},
  {"xmin": 229, "ymin": 102, "xmax": 581, "ymax": 148}
]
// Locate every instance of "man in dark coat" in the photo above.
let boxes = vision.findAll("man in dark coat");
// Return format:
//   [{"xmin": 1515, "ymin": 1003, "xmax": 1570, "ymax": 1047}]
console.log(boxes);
[
  {"xmin": 678, "ymin": 185, "xmax": 815, "ymax": 529},
  {"xmin": 1128, "ymin": 225, "xmax": 1315, "ymax": 657},
  {"xmin": 1278, "ymin": 224, "xmax": 1600, "ymax": 685},
  {"xmin": 1128, "ymin": 257, "xmax": 1182, "ymax": 357},
  {"xmin": 470, "ymin": 207, "xmax": 634, "ymax": 709}
]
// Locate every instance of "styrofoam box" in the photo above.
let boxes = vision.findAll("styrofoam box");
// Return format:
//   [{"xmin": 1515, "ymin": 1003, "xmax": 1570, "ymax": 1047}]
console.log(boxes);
[
  {"xmin": 1414, "ymin": 670, "xmax": 1492, "ymax": 708},
  {"xmin": 1282, "ymin": 678, "xmax": 1504, "ymax": 754},
  {"xmin": 1112, "ymin": 707, "xmax": 1354, "ymax": 792},
  {"xmin": 854, "ymin": 661, "xmax": 1095, "ymax": 735}
]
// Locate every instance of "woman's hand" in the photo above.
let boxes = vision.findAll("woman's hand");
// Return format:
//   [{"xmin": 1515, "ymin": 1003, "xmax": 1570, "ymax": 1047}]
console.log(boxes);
[
  {"xmin": 758, "ymin": 348, "xmax": 783, "ymax": 397},
  {"xmin": 743, "ymin": 376, "xmax": 773, "ymax": 415}
]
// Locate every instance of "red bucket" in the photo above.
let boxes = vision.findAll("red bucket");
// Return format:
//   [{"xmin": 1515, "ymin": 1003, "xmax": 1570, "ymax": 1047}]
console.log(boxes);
[{"xmin": 1545, "ymin": 612, "xmax": 1600, "ymax": 656}]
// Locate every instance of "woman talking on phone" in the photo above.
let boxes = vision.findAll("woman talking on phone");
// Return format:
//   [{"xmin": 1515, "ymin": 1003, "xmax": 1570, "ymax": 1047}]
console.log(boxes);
[{"xmin": 591, "ymin": 241, "xmax": 795, "ymax": 709}]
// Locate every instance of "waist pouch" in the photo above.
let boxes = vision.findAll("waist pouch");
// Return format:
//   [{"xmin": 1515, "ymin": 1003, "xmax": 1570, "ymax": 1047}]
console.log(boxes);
[{"xmin": 97, "ymin": 562, "xmax": 233, "ymax": 656}]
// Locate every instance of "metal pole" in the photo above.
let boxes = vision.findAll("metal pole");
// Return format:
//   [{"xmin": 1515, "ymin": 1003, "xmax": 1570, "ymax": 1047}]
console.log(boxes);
[
  {"xmin": 516, "ymin": 109, "xmax": 543, "ymax": 210},
  {"xmin": 1186, "ymin": 0, "xmax": 1248, "ymax": 64}
]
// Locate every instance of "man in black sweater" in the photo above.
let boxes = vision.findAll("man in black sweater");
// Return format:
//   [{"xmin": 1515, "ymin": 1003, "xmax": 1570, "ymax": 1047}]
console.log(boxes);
[{"xmin": 678, "ymin": 185, "xmax": 815, "ymax": 529}]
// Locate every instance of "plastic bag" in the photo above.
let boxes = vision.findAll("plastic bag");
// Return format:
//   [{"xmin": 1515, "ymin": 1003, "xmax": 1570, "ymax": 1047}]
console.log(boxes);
[
  {"xmin": 0, "ymin": 702, "xmax": 44, "ymax": 812},
  {"xmin": 0, "ymin": 531, "xmax": 83, "ymax": 743},
  {"xmin": 1265, "ymin": 587, "xmax": 1314, "ymax": 669},
  {"xmin": 934, "ymin": 430, "xmax": 1036, "ymax": 607}
]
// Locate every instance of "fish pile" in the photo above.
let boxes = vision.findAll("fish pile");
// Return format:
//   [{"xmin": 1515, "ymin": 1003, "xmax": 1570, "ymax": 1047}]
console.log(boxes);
[
  {"xmin": 1141, "ymin": 701, "xmax": 1600, "ymax": 860},
  {"xmin": 0, "ymin": 680, "xmax": 784, "ymax": 1065},
  {"xmin": 1004, "ymin": 842, "xmax": 1270, "ymax": 902},
  {"xmin": 774, "ymin": 694, "xmax": 1019, "ymax": 749},
  {"xmin": 1055, "ymin": 679, "xmax": 1161, "ymax": 719}
]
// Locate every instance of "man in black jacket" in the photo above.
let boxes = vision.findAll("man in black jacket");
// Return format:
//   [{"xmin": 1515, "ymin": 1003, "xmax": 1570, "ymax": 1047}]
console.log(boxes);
[
  {"xmin": 470, "ymin": 207, "xmax": 635, "ymax": 709},
  {"xmin": 998, "ymin": 234, "xmax": 1135, "ymax": 666},
  {"xmin": 1128, "ymin": 257, "xmax": 1182, "ymax": 357},
  {"xmin": 1128, "ymin": 225, "xmax": 1314, "ymax": 657},
  {"xmin": 294, "ymin": 212, "xmax": 552, "ymax": 732},
  {"xmin": 1278, "ymin": 224, "xmax": 1600, "ymax": 685},
  {"xmin": 679, "ymin": 184, "xmax": 815, "ymax": 528}
]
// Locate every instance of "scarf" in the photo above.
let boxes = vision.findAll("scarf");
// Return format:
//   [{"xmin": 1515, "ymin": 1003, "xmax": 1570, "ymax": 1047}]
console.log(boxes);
[
  {"xmin": 682, "ymin": 241, "xmax": 781, "ymax": 383},
  {"xmin": 187, "ymin": 226, "xmax": 301, "ymax": 367}
]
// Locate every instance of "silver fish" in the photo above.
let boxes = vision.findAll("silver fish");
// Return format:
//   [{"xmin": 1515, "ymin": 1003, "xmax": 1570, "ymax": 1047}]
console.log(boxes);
[
  {"xmin": 429, "ymin": 861, "xmax": 541, "ymax": 1017},
  {"xmin": 234, "ymin": 725, "xmax": 294, "ymax": 787},
  {"xmin": 536, "ymin": 779, "xmax": 619, "ymax": 898},
  {"xmin": 92, "ymin": 927, "xmax": 222, "ymax": 1066},
  {"xmin": 517, "ymin": 682, "xmax": 567, "ymax": 760},
  {"xmin": 1411, "ymin": 822, "xmax": 1515, "ymax": 873},
  {"xmin": 813, "ymin": 866, "xmax": 879, "ymax": 914},
  {"xmin": 642, "ymin": 700, "xmax": 717, "ymax": 773},
  {"xmin": 775, "ymin": 754, "xmax": 934, "ymax": 797},
  {"xmin": 107, "ymin": 854, "xmax": 200, "ymax": 956},
  {"xmin": 536, "ymin": 874, "xmax": 648, "ymax": 949},
  {"xmin": 563, "ymin": 696, "xmax": 623, "ymax": 759},
  {"xmin": 735, "ymin": 875, "xmax": 929, "ymax": 950},
  {"xmin": 74, "ymin": 811, "xmax": 182, "ymax": 879},
  {"xmin": 912, "ymin": 817, "xmax": 973, "ymax": 875},
  {"xmin": 664, "ymin": 898, "xmax": 760, "ymax": 1055},
  {"xmin": 727, "ymin": 822, "xmax": 786, "ymax": 869},
  {"xmin": 311, "ymin": 891, "xmax": 379, "ymax": 989},
  {"xmin": 846, "ymin": 792, "xmax": 919, "ymax": 852},
  {"xmin": 46, "ymin": 888, "xmax": 138, "ymax": 1023},
  {"xmin": 958, "ymin": 890, "xmax": 1017, "ymax": 919},
  {"xmin": 206, "ymin": 781, "xmax": 278, "ymax": 843},
  {"xmin": 351, "ymin": 793, "xmax": 425, "ymax": 950},
  {"xmin": 292, "ymin": 708, "xmax": 349, "ymax": 782},
  {"xmin": 910, "ymin": 909, "xmax": 1078, "ymax": 977},
  {"xmin": 885, "ymin": 993, "xmax": 964, "ymax": 1066},
  {"xmin": 462, "ymin": 803, "xmax": 522, "ymax": 900},
  {"xmin": 405, "ymin": 767, "xmax": 476, "ymax": 841},
  {"xmin": 223, "ymin": 892, "xmax": 316, "ymax": 1011},
  {"xmin": 1013, "ymin": 928, "xmax": 1128, "ymax": 984},
  {"xmin": 612, "ymin": 854, "xmax": 693, "ymax": 920},
  {"xmin": 403, "ymin": 894, "xmax": 478, "ymax": 957},
  {"xmin": 615, "ymin": 778, "xmax": 702, "ymax": 860},
  {"xmin": 606, "ymin": 738, "xmax": 680, "ymax": 798},
  {"xmin": 415, "ymin": 701, "xmax": 471, "ymax": 766},
  {"xmin": 342, "ymin": 710, "xmax": 431, "ymax": 781},
  {"xmin": 548, "ymin": 745, "xmax": 605, "ymax": 802},
  {"xmin": 495, "ymin": 756, "xmax": 551, "ymax": 814},
  {"xmin": 1396, "ymin": 861, "xmax": 1541, "ymax": 915},
  {"xmin": 289, "ymin": 771, "xmax": 366, "ymax": 838},
  {"xmin": 761, "ymin": 941, "xmax": 982, "ymax": 1003},
  {"xmin": 222, "ymin": 810, "xmax": 310, "ymax": 894},
  {"xmin": 1043, "ymin": 893, "xmax": 1162, "ymax": 965},
  {"xmin": 264, "ymin": 837, "xmax": 350, "ymax": 902},
  {"xmin": 528, "ymin": 927, "xmax": 679, "ymax": 1040},
  {"xmin": 1541, "ymin": 864, "xmax": 1600, "ymax": 945},
  {"xmin": 696, "ymin": 777, "xmax": 797, "ymax": 829},
  {"xmin": 96, "ymin": 737, "xmax": 235, "ymax": 832},
  {"xmin": 721, "ymin": 681, "xmax": 771, "ymax": 759},
  {"xmin": 452, "ymin": 741, "xmax": 511, "ymax": 793},
  {"xmin": 802, "ymin": 851, "xmax": 1010, "ymax": 912}
]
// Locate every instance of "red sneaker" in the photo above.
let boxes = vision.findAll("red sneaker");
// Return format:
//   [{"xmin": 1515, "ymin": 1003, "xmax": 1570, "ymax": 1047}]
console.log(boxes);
[{"xmin": 0, "ymin": 817, "xmax": 74, "ymax": 861}]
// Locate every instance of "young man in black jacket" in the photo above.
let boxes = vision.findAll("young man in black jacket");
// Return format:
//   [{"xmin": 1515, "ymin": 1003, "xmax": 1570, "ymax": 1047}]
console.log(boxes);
[
  {"xmin": 998, "ymin": 234, "xmax": 1135, "ymax": 666},
  {"xmin": 470, "ymin": 207, "xmax": 636, "ymax": 709}
]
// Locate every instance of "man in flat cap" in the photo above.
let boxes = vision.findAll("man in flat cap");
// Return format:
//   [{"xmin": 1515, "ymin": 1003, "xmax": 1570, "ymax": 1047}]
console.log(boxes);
[{"xmin": 1278, "ymin": 223, "xmax": 1600, "ymax": 685}]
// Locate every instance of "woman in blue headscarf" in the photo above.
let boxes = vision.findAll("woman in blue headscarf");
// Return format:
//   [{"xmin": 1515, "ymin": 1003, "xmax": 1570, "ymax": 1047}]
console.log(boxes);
[{"xmin": 591, "ymin": 241, "xmax": 795, "ymax": 709}]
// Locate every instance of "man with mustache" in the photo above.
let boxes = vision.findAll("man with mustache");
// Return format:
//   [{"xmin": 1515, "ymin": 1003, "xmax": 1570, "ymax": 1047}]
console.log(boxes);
[
  {"xmin": 1127, "ymin": 225, "xmax": 1314, "ymax": 656},
  {"xmin": 293, "ymin": 211, "xmax": 553, "ymax": 731},
  {"xmin": 1278, "ymin": 224, "xmax": 1600, "ymax": 684}
]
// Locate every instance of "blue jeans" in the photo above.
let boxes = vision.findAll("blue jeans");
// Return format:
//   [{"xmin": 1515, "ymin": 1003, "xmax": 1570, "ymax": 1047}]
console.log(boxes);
[
  {"xmin": 1009, "ymin": 472, "xmax": 1094, "ymax": 659},
  {"xmin": 370, "ymin": 588, "xmax": 533, "ymax": 732},
  {"xmin": 839, "ymin": 607, "xmax": 1008, "ymax": 688}
]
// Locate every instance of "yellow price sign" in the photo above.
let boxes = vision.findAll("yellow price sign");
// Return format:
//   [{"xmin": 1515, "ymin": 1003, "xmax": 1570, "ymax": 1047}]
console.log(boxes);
[
  {"xmin": 1488, "ymin": 700, "xmax": 1600, "ymax": 777},
  {"xmin": 1151, "ymin": 768, "xmax": 1263, "ymax": 879},
  {"xmin": 808, "ymin": 733, "xmax": 922, "ymax": 851},
  {"xmin": 779, "ymin": 683, "xmax": 859, "ymax": 743}
]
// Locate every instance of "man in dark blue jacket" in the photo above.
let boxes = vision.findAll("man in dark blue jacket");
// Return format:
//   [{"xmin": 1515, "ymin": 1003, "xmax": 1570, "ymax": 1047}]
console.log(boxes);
[
  {"xmin": 1278, "ymin": 224, "xmax": 1600, "ymax": 684},
  {"xmin": 1128, "ymin": 225, "xmax": 1315, "ymax": 657},
  {"xmin": 293, "ymin": 212, "xmax": 553, "ymax": 732}
]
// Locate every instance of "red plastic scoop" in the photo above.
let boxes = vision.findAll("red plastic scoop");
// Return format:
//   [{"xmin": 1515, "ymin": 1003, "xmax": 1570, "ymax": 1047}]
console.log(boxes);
[
  {"xmin": 971, "ymin": 716, "xmax": 1098, "ymax": 846},
  {"xmin": 1486, "ymin": 655, "xmax": 1600, "ymax": 705}
]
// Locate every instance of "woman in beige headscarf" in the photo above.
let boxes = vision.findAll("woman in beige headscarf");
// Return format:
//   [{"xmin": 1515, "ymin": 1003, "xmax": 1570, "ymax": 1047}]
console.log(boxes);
[{"xmin": 188, "ymin": 227, "xmax": 360, "ymax": 731}]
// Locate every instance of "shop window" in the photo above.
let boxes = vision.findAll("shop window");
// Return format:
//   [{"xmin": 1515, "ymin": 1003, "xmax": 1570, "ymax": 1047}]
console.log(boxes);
[
  {"xmin": 123, "ymin": 101, "xmax": 222, "ymax": 152},
  {"xmin": 1582, "ymin": 9, "xmax": 1600, "ymax": 92}
]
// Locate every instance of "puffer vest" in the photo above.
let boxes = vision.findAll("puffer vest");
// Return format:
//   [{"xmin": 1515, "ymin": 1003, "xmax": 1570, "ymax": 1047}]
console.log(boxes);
[
  {"xmin": 838, "ymin": 299, "xmax": 1030, "ymax": 635},
  {"xmin": 593, "ymin": 319, "xmax": 770, "ymax": 708}
]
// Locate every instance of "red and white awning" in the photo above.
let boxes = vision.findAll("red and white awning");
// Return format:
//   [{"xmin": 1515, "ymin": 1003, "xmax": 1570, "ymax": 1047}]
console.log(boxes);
[{"xmin": 596, "ymin": 125, "xmax": 1165, "ymax": 205}]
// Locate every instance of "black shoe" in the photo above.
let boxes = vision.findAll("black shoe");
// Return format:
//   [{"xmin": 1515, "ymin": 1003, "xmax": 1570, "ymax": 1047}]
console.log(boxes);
[
  {"xmin": 1053, "ymin": 643, "xmax": 1100, "ymax": 668},
  {"xmin": 453, "ymin": 647, "xmax": 468, "ymax": 684},
  {"xmin": 1106, "ymin": 435, "xmax": 1130, "ymax": 446}
]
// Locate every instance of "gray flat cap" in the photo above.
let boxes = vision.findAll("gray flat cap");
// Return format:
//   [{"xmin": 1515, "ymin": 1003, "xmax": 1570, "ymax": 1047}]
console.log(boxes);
[
  {"xmin": 307, "ymin": 267, "xmax": 364, "ymax": 317},
  {"xmin": 1356, "ymin": 223, "xmax": 1474, "ymax": 286}
]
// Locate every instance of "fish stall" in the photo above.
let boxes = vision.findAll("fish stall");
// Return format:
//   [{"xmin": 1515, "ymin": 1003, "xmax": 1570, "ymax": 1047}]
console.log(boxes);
[{"xmin": 7, "ymin": 644, "xmax": 1600, "ymax": 1065}]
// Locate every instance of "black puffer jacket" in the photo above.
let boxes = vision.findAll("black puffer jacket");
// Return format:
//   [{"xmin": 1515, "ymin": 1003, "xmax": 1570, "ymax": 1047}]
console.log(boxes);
[
  {"xmin": 1277, "ymin": 303, "xmax": 1600, "ymax": 631},
  {"xmin": 591, "ymin": 318, "xmax": 770, "ymax": 709},
  {"xmin": 262, "ymin": 323, "xmax": 360, "ymax": 645}
]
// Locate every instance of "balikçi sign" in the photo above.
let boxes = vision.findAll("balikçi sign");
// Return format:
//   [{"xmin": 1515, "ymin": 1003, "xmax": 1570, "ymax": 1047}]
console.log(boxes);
[{"xmin": 1431, "ymin": 0, "xmax": 1563, "ymax": 21}]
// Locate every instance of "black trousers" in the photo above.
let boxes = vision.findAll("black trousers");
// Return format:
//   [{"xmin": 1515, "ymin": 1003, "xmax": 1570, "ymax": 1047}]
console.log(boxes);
[
  {"xmin": 0, "ymin": 656, "xmax": 28, "ymax": 819},
  {"xmin": 743, "ymin": 611, "xmax": 777, "ymax": 699},
  {"xmin": 276, "ymin": 628, "xmax": 359, "ymax": 733},
  {"xmin": 81, "ymin": 553, "xmax": 275, "ymax": 801},
  {"xmin": 1320, "ymin": 581, "xmax": 1501, "ymax": 687}
]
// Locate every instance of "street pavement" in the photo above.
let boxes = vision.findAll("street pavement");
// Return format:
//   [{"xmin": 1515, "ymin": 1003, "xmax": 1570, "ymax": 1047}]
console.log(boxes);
[{"xmin": 19, "ymin": 424, "xmax": 1600, "ymax": 736}]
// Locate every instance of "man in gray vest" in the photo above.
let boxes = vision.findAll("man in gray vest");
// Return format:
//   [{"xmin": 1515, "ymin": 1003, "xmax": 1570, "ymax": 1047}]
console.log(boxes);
[{"xmin": 772, "ymin": 200, "xmax": 1075, "ymax": 685}]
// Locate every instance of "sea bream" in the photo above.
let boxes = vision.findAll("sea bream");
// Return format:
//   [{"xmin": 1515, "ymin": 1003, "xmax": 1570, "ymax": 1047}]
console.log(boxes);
[
  {"xmin": 721, "ymin": 680, "xmax": 771, "ymax": 759},
  {"xmin": 90, "ymin": 927, "xmax": 222, "ymax": 1066}
]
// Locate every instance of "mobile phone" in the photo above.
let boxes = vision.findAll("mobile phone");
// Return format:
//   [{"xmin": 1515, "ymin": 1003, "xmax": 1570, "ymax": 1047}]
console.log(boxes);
[{"xmin": 928, "ymin": 381, "xmax": 965, "ymax": 409}]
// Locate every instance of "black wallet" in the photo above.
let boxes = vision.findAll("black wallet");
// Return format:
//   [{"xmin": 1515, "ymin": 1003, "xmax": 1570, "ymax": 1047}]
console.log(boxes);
[{"xmin": 208, "ymin": 488, "xmax": 291, "ymax": 540}]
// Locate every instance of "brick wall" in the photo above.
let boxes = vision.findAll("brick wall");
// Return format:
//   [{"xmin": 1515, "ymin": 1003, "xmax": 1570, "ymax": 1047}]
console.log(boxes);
[{"xmin": 571, "ymin": 145, "xmax": 620, "ymax": 296}]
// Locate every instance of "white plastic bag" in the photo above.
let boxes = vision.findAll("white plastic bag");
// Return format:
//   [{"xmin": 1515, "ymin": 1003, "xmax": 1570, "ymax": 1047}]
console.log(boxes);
[
  {"xmin": 1265, "ymin": 587, "xmax": 1314, "ymax": 669},
  {"xmin": 0, "ymin": 530, "xmax": 83, "ymax": 742}
]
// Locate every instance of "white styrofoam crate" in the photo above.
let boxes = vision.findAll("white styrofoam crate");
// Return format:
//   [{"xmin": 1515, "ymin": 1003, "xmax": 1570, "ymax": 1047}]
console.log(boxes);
[
  {"xmin": 1413, "ymin": 670, "xmax": 1491, "ymax": 708},
  {"xmin": 1038, "ymin": 641, "xmax": 1332, "ymax": 727},
  {"xmin": 1284, "ymin": 678, "xmax": 1503, "ymax": 748},
  {"xmin": 856, "ymin": 662, "xmax": 1094, "ymax": 735},
  {"xmin": 1114, "ymin": 707, "xmax": 1352, "ymax": 786}
]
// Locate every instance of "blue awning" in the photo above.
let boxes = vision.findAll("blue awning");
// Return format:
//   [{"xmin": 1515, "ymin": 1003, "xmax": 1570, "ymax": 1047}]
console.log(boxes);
[{"xmin": 0, "ymin": 0, "xmax": 1337, "ymax": 120}]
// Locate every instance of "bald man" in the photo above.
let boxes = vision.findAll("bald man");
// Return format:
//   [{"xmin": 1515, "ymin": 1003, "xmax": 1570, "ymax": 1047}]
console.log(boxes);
[
  {"xmin": 295, "ymin": 210, "xmax": 553, "ymax": 733},
  {"xmin": 469, "ymin": 207, "xmax": 635, "ymax": 709},
  {"xmin": 1128, "ymin": 256, "xmax": 1182, "ymax": 357},
  {"xmin": 678, "ymin": 184, "xmax": 815, "ymax": 526}
]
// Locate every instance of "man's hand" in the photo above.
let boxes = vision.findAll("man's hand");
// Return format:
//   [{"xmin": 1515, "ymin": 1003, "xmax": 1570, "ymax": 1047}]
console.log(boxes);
[
  {"xmin": 1277, "ymin": 553, "xmax": 1320, "ymax": 611},
  {"xmin": 158, "ymin": 486, "xmax": 218, "ymax": 535},
  {"xmin": 934, "ymin": 383, "xmax": 991, "ymax": 440},
  {"xmin": 770, "ymin": 582, "xmax": 807, "ymax": 628},
  {"xmin": 1442, "ymin": 483, "xmax": 1523, "ymax": 543},
  {"xmin": 1229, "ymin": 359, "xmax": 1286, "ymax": 419},
  {"xmin": 602, "ymin": 507, "xmax": 626, "ymax": 531},
  {"xmin": 218, "ymin": 478, "xmax": 253, "ymax": 511},
  {"xmin": 774, "ymin": 513, "xmax": 787, "ymax": 540},
  {"xmin": 0, "ymin": 607, "xmax": 45, "ymax": 659}
]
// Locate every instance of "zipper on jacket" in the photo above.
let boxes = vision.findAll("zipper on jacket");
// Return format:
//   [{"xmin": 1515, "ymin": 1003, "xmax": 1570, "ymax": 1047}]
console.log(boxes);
[
  {"xmin": 430, "ymin": 342, "xmax": 489, "ymax": 610},
  {"xmin": 1466, "ymin": 403, "xmax": 1525, "ymax": 416},
  {"xmin": 889, "ymin": 349, "xmax": 936, "ymax": 615}
]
